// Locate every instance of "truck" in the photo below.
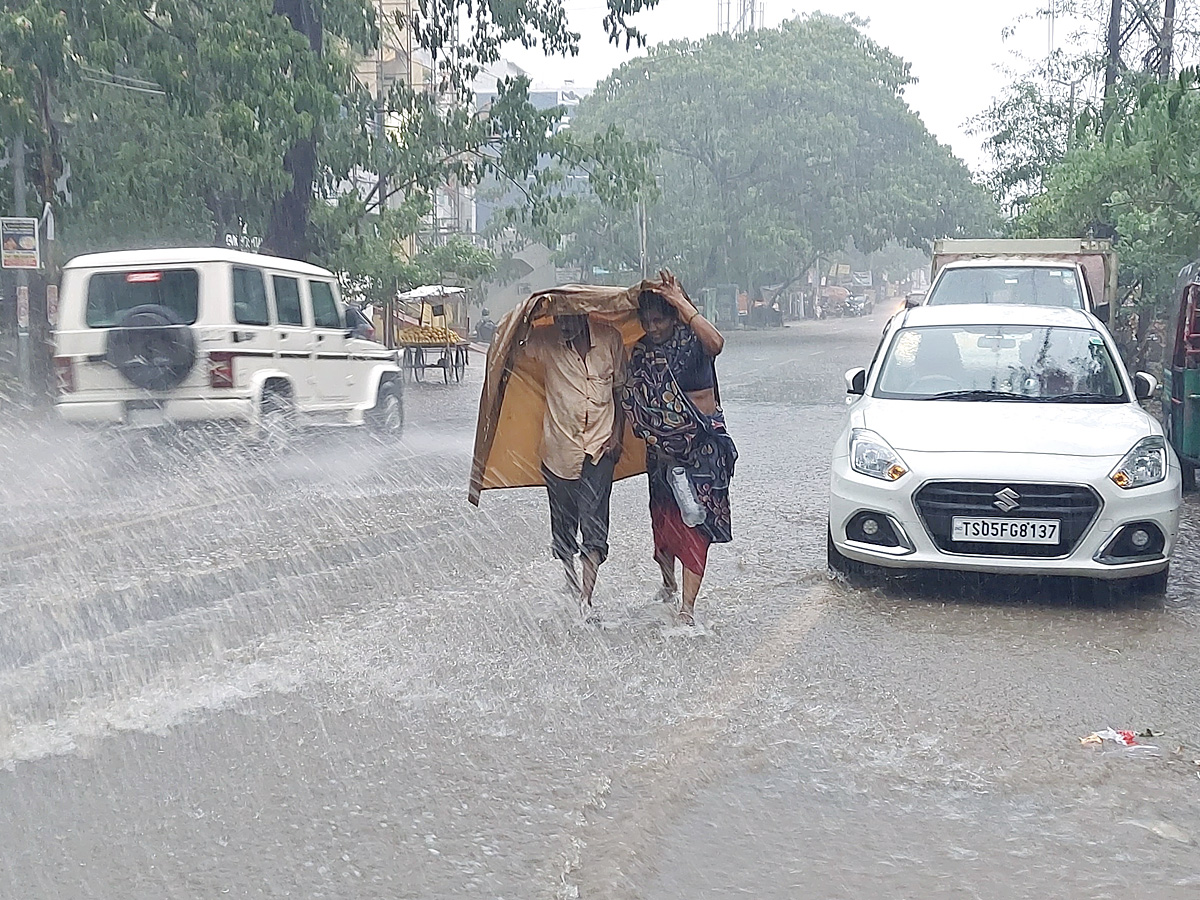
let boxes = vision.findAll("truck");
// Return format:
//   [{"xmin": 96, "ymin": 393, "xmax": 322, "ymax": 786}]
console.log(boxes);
[{"xmin": 910, "ymin": 238, "xmax": 1118, "ymax": 323}]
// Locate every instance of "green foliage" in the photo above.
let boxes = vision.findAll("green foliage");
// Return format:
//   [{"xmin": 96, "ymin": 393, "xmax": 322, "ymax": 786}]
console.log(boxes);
[
  {"xmin": 1019, "ymin": 71, "xmax": 1200, "ymax": 325},
  {"xmin": 0, "ymin": 0, "xmax": 655, "ymax": 292},
  {"xmin": 556, "ymin": 14, "xmax": 997, "ymax": 291},
  {"xmin": 969, "ymin": 77, "xmax": 1079, "ymax": 217},
  {"xmin": 56, "ymin": 83, "xmax": 221, "ymax": 254}
]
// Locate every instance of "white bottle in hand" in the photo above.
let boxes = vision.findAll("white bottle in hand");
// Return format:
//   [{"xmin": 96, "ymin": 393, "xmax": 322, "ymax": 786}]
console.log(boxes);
[{"xmin": 670, "ymin": 466, "xmax": 707, "ymax": 527}]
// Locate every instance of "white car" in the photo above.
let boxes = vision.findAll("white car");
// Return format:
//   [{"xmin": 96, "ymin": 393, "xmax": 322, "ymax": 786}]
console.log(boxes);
[
  {"xmin": 54, "ymin": 248, "xmax": 404, "ymax": 437},
  {"xmin": 829, "ymin": 305, "xmax": 1181, "ymax": 592}
]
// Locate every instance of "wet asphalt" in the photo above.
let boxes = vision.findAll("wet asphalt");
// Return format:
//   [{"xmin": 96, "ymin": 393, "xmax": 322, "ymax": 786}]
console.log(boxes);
[{"xmin": 0, "ymin": 305, "xmax": 1198, "ymax": 899}]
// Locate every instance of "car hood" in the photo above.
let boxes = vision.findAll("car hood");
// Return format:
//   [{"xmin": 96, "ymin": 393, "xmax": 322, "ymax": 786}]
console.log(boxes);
[{"xmin": 860, "ymin": 399, "xmax": 1156, "ymax": 457}]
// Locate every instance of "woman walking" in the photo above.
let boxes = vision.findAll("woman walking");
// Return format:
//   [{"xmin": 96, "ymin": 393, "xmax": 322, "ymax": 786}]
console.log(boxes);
[{"xmin": 623, "ymin": 271, "xmax": 738, "ymax": 625}]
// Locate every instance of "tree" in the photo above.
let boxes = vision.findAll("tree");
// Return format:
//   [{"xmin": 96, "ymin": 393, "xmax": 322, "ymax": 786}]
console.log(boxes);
[
  {"xmin": 556, "ymin": 14, "xmax": 997, "ymax": 292},
  {"xmin": 253, "ymin": 0, "xmax": 661, "ymax": 262},
  {"xmin": 969, "ymin": 75, "xmax": 1080, "ymax": 217},
  {"xmin": 2, "ymin": 0, "xmax": 657, "ymax": 257},
  {"xmin": 1018, "ymin": 69, "xmax": 1200, "ymax": 365},
  {"xmin": 978, "ymin": 3, "xmax": 1200, "ymax": 366}
]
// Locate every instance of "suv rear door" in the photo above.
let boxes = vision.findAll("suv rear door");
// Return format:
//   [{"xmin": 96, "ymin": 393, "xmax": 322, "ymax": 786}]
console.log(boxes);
[{"xmin": 76, "ymin": 266, "xmax": 205, "ymax": 398}]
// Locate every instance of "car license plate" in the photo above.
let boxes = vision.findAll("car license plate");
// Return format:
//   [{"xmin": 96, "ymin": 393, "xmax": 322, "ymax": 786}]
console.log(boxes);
[
  {"xmin": 951, "ymin": 517, "xmax": 1060, "ymax": 544},
  {"xmin": 127, "ymin": 407, "xmax": 165, "ymax": 428}
]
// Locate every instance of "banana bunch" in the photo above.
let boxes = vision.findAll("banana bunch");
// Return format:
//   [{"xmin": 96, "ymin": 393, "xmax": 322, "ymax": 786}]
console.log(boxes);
[{"xmin": 399, "ymin": 326, "xmax": 462, "ymax": 345}]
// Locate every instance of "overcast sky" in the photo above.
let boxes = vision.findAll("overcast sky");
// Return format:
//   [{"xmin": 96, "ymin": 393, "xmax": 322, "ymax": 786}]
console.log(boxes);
[{"xmin": 507, "ymin": 1, "xmax": 1082, "ymax": 172}]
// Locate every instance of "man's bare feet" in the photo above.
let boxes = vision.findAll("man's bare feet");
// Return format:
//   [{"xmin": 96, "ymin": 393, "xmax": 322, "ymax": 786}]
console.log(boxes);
[{"xmin": 562, "ymin": 559, "xmax": 581, "ymax": 595}]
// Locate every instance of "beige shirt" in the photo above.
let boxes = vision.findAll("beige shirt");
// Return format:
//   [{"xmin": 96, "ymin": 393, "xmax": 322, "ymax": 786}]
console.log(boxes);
[{"xmin": 525, "ymin": 321, "xmax": 627, "ymax": 480}]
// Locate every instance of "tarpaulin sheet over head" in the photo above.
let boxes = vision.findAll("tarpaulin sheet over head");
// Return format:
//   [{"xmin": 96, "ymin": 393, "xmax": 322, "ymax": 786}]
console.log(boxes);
[{"xmin": 469, "ymin": 281, "xmax": 660, "ymax": 506}]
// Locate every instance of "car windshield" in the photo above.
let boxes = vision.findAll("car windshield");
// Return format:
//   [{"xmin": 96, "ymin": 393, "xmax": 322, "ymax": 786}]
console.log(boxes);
[
  {"xmin": 874, "ymin": 324, "xmax": 1128, "ymax": 402},
  {"xmin": 927, "ymin": 266, "xmax": 1084, "ymax": 309},
  {"xmin": 85, "ymin": 269, "xmax": 200, "ymax": 327}
]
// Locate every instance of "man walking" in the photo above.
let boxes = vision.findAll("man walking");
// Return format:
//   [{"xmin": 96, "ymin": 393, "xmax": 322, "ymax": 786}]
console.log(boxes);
[{"xmin": 524, "ymin": 314, "xmax": 626, "ymax": 621}]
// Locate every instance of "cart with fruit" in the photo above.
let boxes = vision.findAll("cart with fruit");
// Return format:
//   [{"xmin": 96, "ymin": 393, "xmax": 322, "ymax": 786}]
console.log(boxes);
[{"xmin": 398, "ymin": 324, "xmax": 469, "ymax": 383}]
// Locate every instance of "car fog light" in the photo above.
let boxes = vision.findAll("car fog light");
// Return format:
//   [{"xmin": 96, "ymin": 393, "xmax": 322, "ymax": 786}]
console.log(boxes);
[
  {"xmin": 862, "ymin": 518, "xmax": 880, "ymax": 536},
  {"xmin": 1130, "ymin": 528, "xmax": 1151, "ymax": 550}
]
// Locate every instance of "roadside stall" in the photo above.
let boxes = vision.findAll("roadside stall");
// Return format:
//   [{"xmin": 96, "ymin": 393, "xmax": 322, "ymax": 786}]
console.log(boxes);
[
  {"xmin": 395, "ymin": 286, "xmax": 470, "ymax": 383},
  {"xmin": 469, "ymin": 281, "xmax": 656, "ymax": 505}
]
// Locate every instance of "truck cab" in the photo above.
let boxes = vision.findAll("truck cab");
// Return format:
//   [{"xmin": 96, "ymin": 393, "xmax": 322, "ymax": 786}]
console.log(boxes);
[
  {"xmin": 909, "ymin": 238, "xmax": 1116, "ymax": 323},
  {"xmin": 922, "ymin": 258, "xmax": 1102, "ymax": 315}
]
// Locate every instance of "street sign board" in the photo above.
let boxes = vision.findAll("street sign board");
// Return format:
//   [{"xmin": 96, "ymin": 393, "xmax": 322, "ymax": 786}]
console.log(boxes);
[
  {"xmin": 16, "ymin": 284, "xmax": 29, "ymax": 328},
  {"xmin": 46, "ymin": 283, "xmax": 59, "ymax": 326},
  {"xmin": 1, "ymin": 217, "xmax": 40, "ymax": 269}
]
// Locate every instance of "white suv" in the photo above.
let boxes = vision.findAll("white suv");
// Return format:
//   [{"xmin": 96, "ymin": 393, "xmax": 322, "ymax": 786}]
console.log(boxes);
[{"xmin": 53, "ymin": 248, "xmax": 404, "ymax": 436}]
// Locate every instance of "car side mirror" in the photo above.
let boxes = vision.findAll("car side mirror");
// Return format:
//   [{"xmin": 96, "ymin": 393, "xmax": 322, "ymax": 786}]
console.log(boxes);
[
  {"xmin": 1094, "ymin": 302, "xmax": 1111, "ymax": 323},
  {"xmin": 845, "ymin": 367, "xmax": 867, "ymax": 396},
  {"xmin": 1133, "ymin": 371, "xmax": 1158, "ymax": 401},
  {"xmin": 905, "ymin": 295, "xmax": 922, "ymax": 309}
]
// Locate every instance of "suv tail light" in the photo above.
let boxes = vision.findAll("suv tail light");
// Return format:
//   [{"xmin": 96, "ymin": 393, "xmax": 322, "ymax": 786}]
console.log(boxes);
[
  {"xmin": 209, "ymin": 351, "xmax": 235, "ymax": 388},
  {"xmin": 54, "ymin": 357, "xmax": 75, "ymax": 393}
]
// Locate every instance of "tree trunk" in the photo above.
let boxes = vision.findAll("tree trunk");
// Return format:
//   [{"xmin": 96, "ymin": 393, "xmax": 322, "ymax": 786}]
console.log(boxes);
[
  {"xmin": 262, "ymin": 0, "xmax": 322, "ymax": 261},
  {"xmin": 1159, "ymin": 0, "xmax": 1176, "ymax": 82},
  {"xmin": 1104, "ymin": 0, "xmax": 1123, "ymax": 117}
]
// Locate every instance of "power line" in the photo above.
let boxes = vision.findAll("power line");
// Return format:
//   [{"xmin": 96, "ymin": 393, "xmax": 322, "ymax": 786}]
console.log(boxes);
[{"xmin": 79, "ymin": 66, "xmax": 165, "ymax": 96}]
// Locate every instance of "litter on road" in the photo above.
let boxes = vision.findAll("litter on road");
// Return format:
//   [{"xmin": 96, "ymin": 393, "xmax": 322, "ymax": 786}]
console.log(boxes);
[{"xmin": 1079, "ymin": 729, "xmax": 1144, "ymax": 747}]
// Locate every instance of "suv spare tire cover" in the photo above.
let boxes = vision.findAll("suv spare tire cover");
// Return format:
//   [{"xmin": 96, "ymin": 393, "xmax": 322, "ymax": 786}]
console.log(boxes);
[{"xmin": 106, "ymin": 304, "xmax": 197, "ymax": 392}]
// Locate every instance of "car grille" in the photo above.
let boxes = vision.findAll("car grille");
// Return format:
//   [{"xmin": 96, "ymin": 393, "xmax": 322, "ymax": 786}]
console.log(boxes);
[{"xmin": 913, "ymin": 481, "xmax": 1102, "ymax": 558}]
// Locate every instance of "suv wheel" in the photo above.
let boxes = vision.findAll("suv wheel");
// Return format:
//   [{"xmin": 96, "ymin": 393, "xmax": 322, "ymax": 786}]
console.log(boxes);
[
  {"xmin": 367, "ymin": 380, "xmax": 404, "ymax": 435},
  {"xmin": 258, "ymin": 389, "xmax": 295, "ymax": 451}
]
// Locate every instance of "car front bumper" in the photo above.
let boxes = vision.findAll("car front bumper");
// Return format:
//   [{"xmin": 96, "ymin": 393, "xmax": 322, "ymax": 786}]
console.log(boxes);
[{"xmin": 829, "ymin": 450, "xmax": 1181, "ymax": 579}]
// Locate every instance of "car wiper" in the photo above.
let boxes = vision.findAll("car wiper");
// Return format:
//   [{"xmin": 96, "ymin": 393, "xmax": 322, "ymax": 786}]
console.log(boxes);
[
  {"xmin": 923, "ymin": 389, "xmax": 1025, "ymax": 401},
  {"xmin": 1030, "ymin": 392, "xmax": 1126, "ymax": 403}
]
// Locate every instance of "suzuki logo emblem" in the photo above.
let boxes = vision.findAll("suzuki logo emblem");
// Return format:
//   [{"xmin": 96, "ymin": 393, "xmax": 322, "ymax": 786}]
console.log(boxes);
[{"xmin": 994, "ymin": 488, "xmax": 1021, "ymax": 513}]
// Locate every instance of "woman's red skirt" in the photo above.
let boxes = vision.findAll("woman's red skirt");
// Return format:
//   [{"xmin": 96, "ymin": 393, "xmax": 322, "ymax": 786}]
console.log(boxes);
[{"xmin": 651, "ymin": 501, "xmax": 711, "ymax": 576}]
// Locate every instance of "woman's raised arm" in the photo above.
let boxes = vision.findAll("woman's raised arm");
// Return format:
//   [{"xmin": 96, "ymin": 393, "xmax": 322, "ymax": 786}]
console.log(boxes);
[{"xmin": 657, "ymin": 270, "xmax": 724, "ymax": 357}]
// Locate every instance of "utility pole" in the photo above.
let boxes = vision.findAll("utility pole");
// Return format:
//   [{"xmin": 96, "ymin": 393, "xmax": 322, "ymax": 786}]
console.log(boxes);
[
  {"xmin": 639, "ymin": 199, "xmax": 648, "ymax": 280},
  {"xmin": 1104, "ymin": 0, "xmax": 1123, "ymax": 115},
  {"xmin": 1159, "ymin": 0, "xmax": 1176, "ymax": 82},
  {"xmin": 721, "ymin": 0, "xmax": 763, "ymax": 36},
  {"xmin": 376, "ymin": 1, "xmax": 391, "ymax": 348},
  {"xmin": 375, "ymin": 0, "xmax": 387, "ymax": 211},
  {"xmin": 12, "ymin": 128, "xmax": 31, "ymax": 394}
]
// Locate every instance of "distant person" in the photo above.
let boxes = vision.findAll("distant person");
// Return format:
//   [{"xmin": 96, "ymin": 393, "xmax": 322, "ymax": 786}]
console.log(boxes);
[
  {"xmin": 623, "ymin": 271, "xmax": 738, "ymax": 625},
  {"xmin": 523, "ymin": 313, "xmax": 627, "ymax": 622},
  {"xmin": 475, "ymin": 308, "xmax": 498, "ymax": 344}
]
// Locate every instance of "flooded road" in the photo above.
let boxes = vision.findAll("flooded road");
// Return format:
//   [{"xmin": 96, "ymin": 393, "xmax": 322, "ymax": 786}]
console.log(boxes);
[{"xmin": 1, "ymin": 308, "xmax": 1198, "ymax": 898}]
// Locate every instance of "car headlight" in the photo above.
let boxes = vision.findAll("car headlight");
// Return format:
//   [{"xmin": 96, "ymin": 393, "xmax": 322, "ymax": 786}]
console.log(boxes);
[
  {"xmin": 850, "ymin": 428, "xmax": 909, "ymax": 481},
  {"xmin": 1110, "ymin": 436, "xmax": 1167, "ymax": 489}
]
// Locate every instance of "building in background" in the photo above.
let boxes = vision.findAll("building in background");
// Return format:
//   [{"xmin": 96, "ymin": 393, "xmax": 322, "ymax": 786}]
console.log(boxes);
[
  {"xmin": 351, "ymin": 1, "xmax": 475, "ymax": 243},
  {"xmin": 475, "ymin": 66, "xmax": 587, "ymax": 316}
]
